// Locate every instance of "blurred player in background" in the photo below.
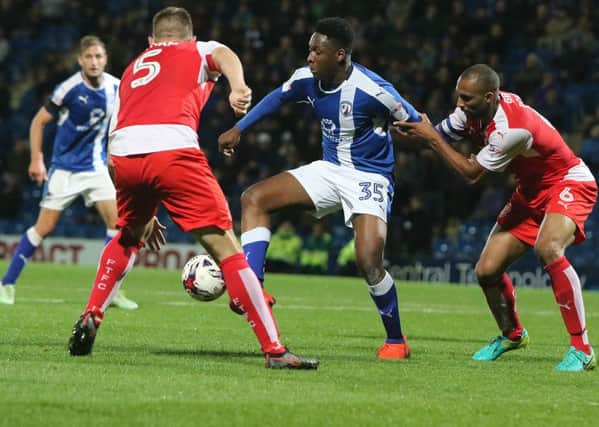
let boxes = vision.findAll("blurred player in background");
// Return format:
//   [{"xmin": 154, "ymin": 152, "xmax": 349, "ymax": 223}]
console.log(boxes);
[
  {"xmin": 397, "ymin": 64, "xmax": 597, "ymax": 372},
  {"xmin": 0, "ymin": 35, "xmax": 138, "ymax": 310},
  {"xmin": 68, "ymin": 7, "xmax": 318, "ymax": 370},
  {"xmin": 219, "ymin": 17, "xmax": 420, "ymax": 360}
]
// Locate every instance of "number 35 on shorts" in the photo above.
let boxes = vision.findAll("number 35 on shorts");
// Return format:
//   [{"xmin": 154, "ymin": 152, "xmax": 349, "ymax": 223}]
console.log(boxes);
[{"xmin": 358, "ymin": 181, "xmax": 386, "ymax": 202}]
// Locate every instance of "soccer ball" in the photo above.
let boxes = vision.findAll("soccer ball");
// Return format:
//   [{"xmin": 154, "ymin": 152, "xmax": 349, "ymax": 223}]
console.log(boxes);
[{"xmin": 181, "ymin": 254, "xmax": 226, "ymax": 301}]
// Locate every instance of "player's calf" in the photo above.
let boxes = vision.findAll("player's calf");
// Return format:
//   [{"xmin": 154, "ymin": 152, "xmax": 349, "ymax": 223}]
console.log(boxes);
[{"xmin": 229, "ymin": 288, "xmax": 276, "ymax": 315}]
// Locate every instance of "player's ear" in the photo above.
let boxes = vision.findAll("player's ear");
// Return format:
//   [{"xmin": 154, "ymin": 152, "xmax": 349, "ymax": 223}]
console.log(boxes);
[
  {"xmin": 484, "ymin": 91, "xmax": 496, "ymax": 104},
  {"xmin": 148, "ymin": 36, "xmax": 154, "ymax": 46},
  {"xmin": 336, "ymin": 48, "xmax": 346, "ymax": 63}
]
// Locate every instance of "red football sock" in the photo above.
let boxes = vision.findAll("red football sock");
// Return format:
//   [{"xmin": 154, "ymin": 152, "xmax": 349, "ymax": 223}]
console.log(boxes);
[
  {"xmin": 545, "ymin": 256, "xmax": 591, "ymax": 354},
  {"xmin": 482, "ymin": 273, "xmax": 523, "ymax": 340},
  {"xmin": 220, "ymin": 253, "xmax": 284, "ymax": 354},
  {"xmin": 84, "ymin": 230, "xmax": 140, "ymax": 319},
  {"xmin": 498, "ymin": 273, "xmax": 524, "ymax": 341}
]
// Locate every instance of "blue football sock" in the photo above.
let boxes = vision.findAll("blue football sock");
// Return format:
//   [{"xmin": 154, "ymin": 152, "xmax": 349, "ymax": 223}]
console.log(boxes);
[
  {"xmin": 241, "ymin": 227, "xmax": 271, "ymax": 284},
  {"xmin": 367, "ymin": 271, "xmax": 404, "ymax": 343},
  {"xmin": 2, "ymin": 227, "xmax": 42, "ymax": 286}
]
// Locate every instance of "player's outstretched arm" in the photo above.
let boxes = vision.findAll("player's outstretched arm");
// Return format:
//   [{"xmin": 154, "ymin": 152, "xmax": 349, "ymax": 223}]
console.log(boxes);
[
  {"xmin": 217, "ymin": 126, "xmax": 241, "ymax": 157},
  {"xmin": 212, "ymin": 46, "xmax": 252, "ymax": 116},
  {"xmin": 28, "ymin": 106, "xmax": 54, "ymax": 186},
  {"xmin": 217, "ymin": 84, "xmax": 290, "ymax": 157},
  {"xmin": 390, "ymin": 125, "xmax": 428, "ymax": 151},
  {"xmin": 395, "ymin": 115, "xmax": 486, "ymax": 184}
]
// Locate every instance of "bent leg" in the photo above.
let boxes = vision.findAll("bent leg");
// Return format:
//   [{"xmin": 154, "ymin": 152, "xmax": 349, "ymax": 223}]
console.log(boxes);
[
  {"xmin": 536, "ymin": 213, "xmax": 591, "ymax": 354},
  {"xmin": 241, "ymin": 171, "xmax": 314, "ymax": 231},
  {"xmin": 70, "ymin": 223, "xmax": 146, "ymax": 356},
  {"xmin": 83, "ymin": 225, "xmax": 145, "ymax": 318},
  {"xmin": 475, "ymin": 224, "xmax": 528, "ymax": 339},
  {"xmin": 192, "ymin": 226, "xmax": 285, "ymax": 354},
  {"xmin": 241, "ymin": 172, "xmax": 313, "ymax": 282},
  {"xmin": 1, "ymin": 208, "xmax": 61, "ymax": 288},
  {"xmin": 94, "ymin": 199, "xmax": 138, "ymax": 310}
]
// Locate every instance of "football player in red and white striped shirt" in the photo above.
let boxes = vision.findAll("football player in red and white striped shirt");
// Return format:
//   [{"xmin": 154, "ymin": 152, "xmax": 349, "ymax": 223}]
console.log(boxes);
[
  {"xmin": 68, "ymin": 6, "xmax": 318, "ymax": 369},
  {"xmin": 396, "ymin": 64, "xmax": 596, "ymax": 372}
]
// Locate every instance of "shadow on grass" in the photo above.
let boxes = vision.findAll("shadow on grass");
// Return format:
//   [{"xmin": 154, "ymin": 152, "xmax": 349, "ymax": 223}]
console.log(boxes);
[{"xmin": 149, "ymin": 348, "xmax": 258, "ymax": 358}]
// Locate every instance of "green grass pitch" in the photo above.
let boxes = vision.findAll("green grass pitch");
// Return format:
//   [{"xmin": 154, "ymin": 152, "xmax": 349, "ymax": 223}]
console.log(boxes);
[{"xmin": 0, "ymin": 261, "xmax": 598, "ymax": 426}]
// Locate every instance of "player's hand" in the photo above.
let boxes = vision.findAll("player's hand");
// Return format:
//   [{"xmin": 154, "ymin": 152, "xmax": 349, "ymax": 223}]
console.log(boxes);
[
  {"xmin": 144, "ymin": 216, "xmax": 166, "ymax": 251},
  {"xmin": 393, "ymin": 113, "xmax": 437, "ymax": 141},
  {"xmin": 229, "ymin": 86, "xmax": 252, "ymax": 117},
  {"xmin": 28, "ymin": 158, "xmax": 48, "ymax": 186},
  {"xmin": 218, "ymin": 126, "xmax": 242, "ymax": 157}
]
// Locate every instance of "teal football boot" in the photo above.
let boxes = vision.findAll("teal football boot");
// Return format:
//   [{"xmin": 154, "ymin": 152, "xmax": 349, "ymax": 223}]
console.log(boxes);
[
  {"xmin": 472, "ymin": 329, "xmax": 529, "ymax": 361},
  {"xmin": 555, "ymin": 346, "xmax": 596, "ymax": 372}
]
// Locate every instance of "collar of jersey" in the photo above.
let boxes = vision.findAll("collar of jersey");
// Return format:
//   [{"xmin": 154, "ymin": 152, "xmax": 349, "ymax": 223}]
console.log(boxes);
[{"xmin": 80, "ymin": 71, "xmax": 106, "ymax": 91}]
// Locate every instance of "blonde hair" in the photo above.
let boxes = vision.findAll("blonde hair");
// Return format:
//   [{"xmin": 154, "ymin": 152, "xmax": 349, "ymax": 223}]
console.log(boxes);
[{"xmin": 79, "ymin": 35, "xmax": 106, "ymax": 55}]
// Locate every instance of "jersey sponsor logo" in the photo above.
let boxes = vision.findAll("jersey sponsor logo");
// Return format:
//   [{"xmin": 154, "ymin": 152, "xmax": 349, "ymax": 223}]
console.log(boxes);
[
  {"xmin": 321, "ymin": 118, "xmax": 336, "ymax": 139},
  {"xmin": 340, "ymin": 101, "xmax": 352, "ymax": 116},
  {"xmin": 78, "ymin": 95, "xmax": 89, "ymax": 104}
]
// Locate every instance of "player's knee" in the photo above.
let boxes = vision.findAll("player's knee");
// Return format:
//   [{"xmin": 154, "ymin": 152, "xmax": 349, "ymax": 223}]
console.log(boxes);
[
  {"xmin": 240, "ymin": 186, "xmax": 262, "ymax": 212},
  {"xmin": 355, "ymin": 255, "xmax": 384, "ymax": 285},
  {"xmin": 118, "ymin": 227, "xmax": 143, "ymax": 248},
  {"xmin": 474, "ymin": 259, "xmax": 502, "ymax": 287},
  {"xmin": 533, "ymin": 240, "xmax": 563, "ymax": 264},
  {"xmin": 33, "ymin": 225, "xmax": 53, "ymax": 238}
]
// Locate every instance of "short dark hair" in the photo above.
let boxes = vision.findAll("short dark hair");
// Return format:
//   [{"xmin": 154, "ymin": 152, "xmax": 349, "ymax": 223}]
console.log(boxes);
[
  {"xmin": 152, "ymin": 6, "xmax": 193, "ymax": 40},
  {"xmin": 79, "ymin": 35, "xmax": 106, "ymax": 55},
  {"xmin": 315, "ymin": 17, "xmax": 354, "ymax": 54},
  {"xmin": 460, "ymin": 64, "xmax": 500, "ymax": 93}
]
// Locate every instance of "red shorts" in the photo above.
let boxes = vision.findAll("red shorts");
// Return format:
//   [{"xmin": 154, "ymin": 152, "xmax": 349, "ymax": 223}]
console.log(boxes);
[
  {"xmin": 497, "ymin": 180, "xmax": 597, "ymax": 246},
  {"xmin": 112, "ymin": 148, "xmax": 232, "ymax": 232}
]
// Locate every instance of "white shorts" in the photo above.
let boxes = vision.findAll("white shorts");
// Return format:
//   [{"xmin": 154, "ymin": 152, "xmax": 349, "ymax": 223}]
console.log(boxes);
[
  {"xmin": 40, "ymin": 167, "xmax": 116, "ymax": 210},
  {"xmin": 288, "ymin": 160, "xmax": 393, "ymax": 227}
]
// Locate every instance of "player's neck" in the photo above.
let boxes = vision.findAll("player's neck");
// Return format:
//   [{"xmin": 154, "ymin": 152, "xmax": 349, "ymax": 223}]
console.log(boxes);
[
  {"xmin": 81, "ymin": 72, "xmax": 103, "ymax": 88},
  {"xmin": 483, "ymin": 103, "xmax": 499, "ymax": 126},
  {"xmin": 321, "ymin": 63, "xmax": 353, "ymax": 89}
]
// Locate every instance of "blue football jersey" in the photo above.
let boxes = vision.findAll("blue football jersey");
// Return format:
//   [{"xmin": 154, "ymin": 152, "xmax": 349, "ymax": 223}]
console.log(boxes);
[
  {"xmin": 46, "ymin": 71, "xmax": 119, "ymax": 172},
  {"xmin": 237, "ymin": 63, "xmax": 420, "ymax": 181}
]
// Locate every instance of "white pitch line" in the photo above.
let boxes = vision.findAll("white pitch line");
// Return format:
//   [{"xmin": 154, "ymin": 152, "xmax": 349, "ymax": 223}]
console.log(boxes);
[
  {"xmin": 158, "ymin": 300, "xmax": 599, "ymax": 318},
  {"xmin": 14, "ymin": 297, "xmax": 599, "ymax": 318},
  {"xmin": 17, "ymin": 298, "xmax": 66, "ymax": 303}
]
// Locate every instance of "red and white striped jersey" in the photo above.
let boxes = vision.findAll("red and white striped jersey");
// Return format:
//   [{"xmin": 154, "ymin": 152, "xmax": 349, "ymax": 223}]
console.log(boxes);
[
  {"xmin": 109, "ymin": 40, "xmax": 224, "ymax": 156},
  {"xmin": 436, "ymin": 91, "xmax": 593, "ymax": 192}
]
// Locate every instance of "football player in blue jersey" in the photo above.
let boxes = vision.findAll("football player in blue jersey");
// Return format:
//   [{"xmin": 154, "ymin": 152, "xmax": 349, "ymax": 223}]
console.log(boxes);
[
  {"xmin": 0, "ymin": 36, "xmax": 137, "ymax": 309},
  {"xmin": 218, "ymin": 17, "xmax": 421, "ymax": 359}
]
